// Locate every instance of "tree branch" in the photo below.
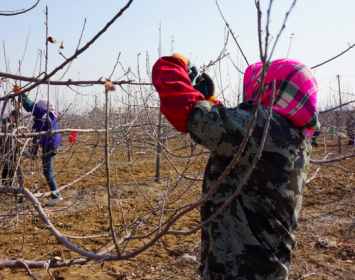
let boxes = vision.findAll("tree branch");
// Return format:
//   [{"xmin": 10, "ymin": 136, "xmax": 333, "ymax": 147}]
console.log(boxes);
[
  {"xmin": 0, "ymin": 0, "xmax": 40, "ymax": 16},
  {"xmin": 215, "ymin": 0, "xmax": 249, "ymax": 66},
  {"xmin": 0, "ymin": 71, "xmax": 150, "ymax": 87},
  {"xmin": 311, "ymin": 43, "xmax": 355, "ymax": 69},
  {"xmin": 0, "ymin": 0, "xmax": 134, "ymax": 101}
]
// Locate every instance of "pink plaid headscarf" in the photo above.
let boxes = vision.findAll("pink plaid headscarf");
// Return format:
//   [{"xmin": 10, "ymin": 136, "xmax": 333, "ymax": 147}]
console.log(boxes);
[
  {"xmin": 36, "ymin": 99, "xmax": 59, "ymax": 118},
  {"xmin": 243, "ymin": 58, "xmax": 319, "ymax": 131}
]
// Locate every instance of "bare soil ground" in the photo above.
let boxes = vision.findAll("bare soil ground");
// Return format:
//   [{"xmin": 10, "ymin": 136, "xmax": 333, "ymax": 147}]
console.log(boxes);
[{"xmin": 0, "ymin": 134, "xmax": 354, "ymax": 279}]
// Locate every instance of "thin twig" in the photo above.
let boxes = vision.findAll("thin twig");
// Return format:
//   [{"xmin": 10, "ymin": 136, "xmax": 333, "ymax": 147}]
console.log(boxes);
[
  {"xmin": 0, "ymin": 0, "xmax": 40, "ymax": 16},
  {"xmin": 104, "ymin": 84, "xmax": 121, "ymax": 256},
  {"xmin": 20, "ymin": 260, "xmax": 36, "ymax": 280},
  {"xmin": 215, "ymin": 0, "xmax": 249, "ymax": 66},
  {"xmin": 311, "ymin": 43, "xmax": 355, "ymax": 69},
  {"xmin": 0, "ymin": 0, "xmax": 134, "ymax": 101},
  {"xmin": 268, "ymin": 0, "xmax": 297, "ymax": 60},
  {"xmin": 59, "ymin": 18, "xmax": 87, "ymax": 81},
  {"xmin": 109, "ymin": 52, "xmax": 121, "ymax": 80}
]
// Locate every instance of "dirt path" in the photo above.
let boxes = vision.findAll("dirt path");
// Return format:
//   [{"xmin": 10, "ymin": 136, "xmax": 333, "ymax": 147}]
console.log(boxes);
[{"xmin": 1, "ymin": 137, "xmax": 354, "ymax": 279}]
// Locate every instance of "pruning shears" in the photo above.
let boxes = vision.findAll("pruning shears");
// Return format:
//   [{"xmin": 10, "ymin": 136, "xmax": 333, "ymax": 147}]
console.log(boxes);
[{"xmin": 189, "ymin": 63, "xmax": 211, "ymax": 86}]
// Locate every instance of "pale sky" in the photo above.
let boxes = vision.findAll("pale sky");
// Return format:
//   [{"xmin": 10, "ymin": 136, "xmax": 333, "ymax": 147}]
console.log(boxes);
[{"xmin": 1, "ymin": 0, "xmax": 355, "ymax": 111}]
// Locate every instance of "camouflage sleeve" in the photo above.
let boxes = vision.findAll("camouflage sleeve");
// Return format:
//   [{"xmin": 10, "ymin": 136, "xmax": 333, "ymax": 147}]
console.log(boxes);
[{"xmin": 187, "ymin": 100, "xmax": 261, "ymax": 158}]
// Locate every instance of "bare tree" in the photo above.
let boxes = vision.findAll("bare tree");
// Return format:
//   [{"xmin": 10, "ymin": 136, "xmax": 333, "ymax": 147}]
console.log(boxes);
[{"xmin": 0, "ymin": 1, "xmax": 354, "ymax": 279}]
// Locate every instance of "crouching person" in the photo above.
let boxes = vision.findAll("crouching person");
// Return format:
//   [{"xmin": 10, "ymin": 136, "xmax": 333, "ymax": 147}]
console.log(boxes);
[
  {"xmin": 18, "ymin": 94, "xmax": 62, "ymax": 206},
  {"xmin": 152, "ymin": 54, "xmax": 318, "ymax": 280}
]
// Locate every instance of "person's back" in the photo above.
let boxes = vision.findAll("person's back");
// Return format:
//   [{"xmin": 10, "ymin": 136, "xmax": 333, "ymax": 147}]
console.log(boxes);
[
  {"xmin": 152, "ymin": 55, "xmax": 318, "ymax": 280},
  {"xmin": 189, "ymin": 100, "xmax": 310, "ymax": 279}
]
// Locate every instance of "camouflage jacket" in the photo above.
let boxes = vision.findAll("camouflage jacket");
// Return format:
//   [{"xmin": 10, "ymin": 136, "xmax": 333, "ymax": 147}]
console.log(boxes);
[{"xmin": 188, "ymin": 100, "xmax": 311, "ymax": 280}]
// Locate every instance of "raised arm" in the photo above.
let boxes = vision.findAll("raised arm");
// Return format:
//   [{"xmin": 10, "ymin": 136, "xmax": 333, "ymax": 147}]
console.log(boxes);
[
  {"xmin": 152, "ymin": 55, "xmax": 220, "ymax": 133},
  {"xmin": 18, "ymin": 94, "xmax": 35, "ymax": 112}
]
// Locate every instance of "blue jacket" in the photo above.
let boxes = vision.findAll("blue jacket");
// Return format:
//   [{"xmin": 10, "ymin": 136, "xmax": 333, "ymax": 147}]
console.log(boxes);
[
  {"xmin": 18, "ymin": 94, "xmax": 61, "ymax": 148},
  {"xmin": 30, "ymin": 104, "xmax": 62, "ymax": 148}
]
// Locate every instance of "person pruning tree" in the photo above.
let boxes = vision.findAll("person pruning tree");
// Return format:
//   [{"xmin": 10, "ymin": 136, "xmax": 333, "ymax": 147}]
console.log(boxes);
[
  {"xmin": 152, "ymin": 54, "xmax": 318, "ymax": 279},
  {"xmin": 346, "ymin": 113, "xmax": 355, "ymax": 145},
  {"xmin": 18, "ymin": 93, "xmax": 62, "ymax": 207},
  {"xmin": 1, "ymin": 110, "xmax": 20, "ymax": 187}
]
